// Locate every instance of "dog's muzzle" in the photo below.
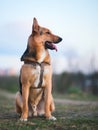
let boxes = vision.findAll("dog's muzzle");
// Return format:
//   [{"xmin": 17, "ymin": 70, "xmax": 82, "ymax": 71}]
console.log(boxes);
[{"xmin": 45, "ymin": 37, "xmax": 62, "ymax": 51}]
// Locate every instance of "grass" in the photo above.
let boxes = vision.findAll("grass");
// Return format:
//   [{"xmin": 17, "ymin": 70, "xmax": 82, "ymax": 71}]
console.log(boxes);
[
  {"xmin": 0, "ymin": 76, "xmax": 18, "ymax": 93},
  {"xmin": 0, "ymin": 92, "xmax": 98, "ymax": 130},
  {"xmin": 53, "ymin": 92, "xmax": 98, "ymax": 101}
]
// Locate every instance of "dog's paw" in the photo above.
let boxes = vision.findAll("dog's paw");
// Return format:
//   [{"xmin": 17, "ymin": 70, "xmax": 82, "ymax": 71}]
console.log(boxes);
[
  {"xmin": 20, "ymin": 118, "xmax": 28, "ymax": 122},
  {"xmin": 38, "ymin": 113, "xmax": 45, "ymax": 117},
  {"xmin": 47, "ymin": 116, "xmax": 57, "ymax": 121}
]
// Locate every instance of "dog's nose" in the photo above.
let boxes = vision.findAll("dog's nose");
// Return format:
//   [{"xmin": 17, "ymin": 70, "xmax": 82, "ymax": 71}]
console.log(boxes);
[
  {"xmin": 58, "ymin": 37, "xmax": 62, "ymax": 42},
  {"xmin": 55, "ymin": 37, "xmax": 63, "ymax": 43}
]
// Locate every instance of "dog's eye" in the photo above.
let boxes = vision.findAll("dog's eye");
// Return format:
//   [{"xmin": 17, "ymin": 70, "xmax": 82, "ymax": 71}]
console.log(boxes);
[{"xmin": 46, "ymin": 32, "xmax": 50, "ymax": 34}]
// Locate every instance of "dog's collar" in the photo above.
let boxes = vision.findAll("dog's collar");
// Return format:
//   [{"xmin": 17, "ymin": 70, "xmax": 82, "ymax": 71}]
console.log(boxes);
[
  {"xmin": 24, "ymin": 61, "xmax": 50, "ymax": 89},
  {"xmin": 24, "ymin": 61, "xmax": 50, "ymax": 66}
]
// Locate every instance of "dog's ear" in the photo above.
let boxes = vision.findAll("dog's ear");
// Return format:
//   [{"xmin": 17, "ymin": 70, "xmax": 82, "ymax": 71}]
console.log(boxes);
[{"xmin": 32, "ymin": 17, "xmax": 39, "ymax": 33}]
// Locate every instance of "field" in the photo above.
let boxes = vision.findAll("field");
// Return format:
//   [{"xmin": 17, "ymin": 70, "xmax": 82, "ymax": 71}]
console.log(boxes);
[{"xmin": 0, "ymin": 89, "xmax": 98, "ymax": 130}]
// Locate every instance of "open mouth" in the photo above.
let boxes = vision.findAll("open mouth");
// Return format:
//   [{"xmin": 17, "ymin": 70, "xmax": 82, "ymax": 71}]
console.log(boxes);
[{"xmin": 45, "ymin": 42, "xmax": 58, "ymax": 51}]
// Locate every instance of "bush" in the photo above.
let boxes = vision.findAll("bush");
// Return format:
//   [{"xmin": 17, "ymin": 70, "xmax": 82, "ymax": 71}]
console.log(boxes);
[
  {"xmin": 0, "ymin": 76, "xmax": 19, "ymax": 93},
  {"xmin": 67, "ymin": 86, "xmax": 82, "ymax": 94}
]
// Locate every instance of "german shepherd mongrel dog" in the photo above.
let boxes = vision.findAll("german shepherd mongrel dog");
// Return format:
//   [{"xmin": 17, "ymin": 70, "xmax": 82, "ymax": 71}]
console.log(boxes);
[{"xmin": 15, "ymin": 18, "xmax": 62, "ymax": 121}]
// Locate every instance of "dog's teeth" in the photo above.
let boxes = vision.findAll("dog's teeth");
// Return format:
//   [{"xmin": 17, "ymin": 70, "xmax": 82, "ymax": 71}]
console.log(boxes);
[
  {"xmin": 48, "ymin": 116, "xmax": 57, "ymax": 121},
  {"xmin": 20, "ymin": 118, "xmax": 28, "ymax": 121}
]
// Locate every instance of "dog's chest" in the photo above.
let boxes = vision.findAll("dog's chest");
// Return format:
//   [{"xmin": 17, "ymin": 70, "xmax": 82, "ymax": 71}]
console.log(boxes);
[
  {"xmin": 38, "ymin": 50, "xmax": 46, "ymax": 63},
  {"xmin": 32, "ymin": 65, "xmax": 49, "ymax": 88},
  {"xmin": 32, "ymin": 65, "xmax": 40, "ymax": 87}
]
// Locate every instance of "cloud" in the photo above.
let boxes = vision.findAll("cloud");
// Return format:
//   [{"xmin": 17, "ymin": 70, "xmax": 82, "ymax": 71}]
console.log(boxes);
[
  {"xmin": 0, "ymin": 21, "xmax": 31, "ymax": 56},
  {"xmin": 0, "ymin": 50, "xmax": 98, "ymax": 75},
  {"xmin": 51, "ymin": 48, "xmax": 98, "ymax": 74},
  {"xmin": 0, "ymin": 55, "xmax": 22, "ymax": 72}
]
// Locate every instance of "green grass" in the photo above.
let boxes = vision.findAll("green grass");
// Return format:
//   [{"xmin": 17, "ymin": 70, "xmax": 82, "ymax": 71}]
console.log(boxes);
[
  {"xmin": 0, "ymin": 93, "xmax": 98, "ymax": 130},
  {"xmin": 0, "ymin": 76, "xmax": 18, "ymax": 93},
  {"xmin": 53, "ymin": 92, "xmax": 98, "ymax": 101},
  {"xmin": 0, "ymin": 75, "xmax": 98, "ymax": 129}
]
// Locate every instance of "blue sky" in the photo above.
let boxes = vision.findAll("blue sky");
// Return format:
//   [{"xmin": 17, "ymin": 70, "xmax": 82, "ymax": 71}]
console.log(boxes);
[{"xmin": 0, "ymin": 0, "xmax": 98, "ymax": 73}]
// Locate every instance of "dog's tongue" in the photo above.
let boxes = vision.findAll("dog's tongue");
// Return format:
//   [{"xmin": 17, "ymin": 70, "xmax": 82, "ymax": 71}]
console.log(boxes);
[
  {"xmin": 52, "ymin": 44, "xmax": 58, "ymax": 51},
  {"xmin": 45, "ymin": 42, "xmax": 58, "ymax": 51}
]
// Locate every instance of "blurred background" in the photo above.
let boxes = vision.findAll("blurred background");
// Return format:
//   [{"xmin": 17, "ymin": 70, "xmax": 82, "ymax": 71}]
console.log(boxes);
[{"xmin": 0, "ymin": 0, "xmax": 98, "ymax": 97}]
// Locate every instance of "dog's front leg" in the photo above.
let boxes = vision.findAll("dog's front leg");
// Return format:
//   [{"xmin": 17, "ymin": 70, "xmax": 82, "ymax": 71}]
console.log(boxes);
[
  {"xmin": 44, "ymin": 87, "xmax": 51, "ymax": 118},
  {"xmin": 44, "ymin": 86, "xmax": 56, "ymax": 121},
  {"xmin": 20, "ymin": 83, "xmax": 29, "ymax": 121}
]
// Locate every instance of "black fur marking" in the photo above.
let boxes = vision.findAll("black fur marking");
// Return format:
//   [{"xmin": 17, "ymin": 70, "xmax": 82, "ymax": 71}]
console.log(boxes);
[
  {"xmin": 21, "ymin": 46, "xmax": 29, "ymax": 61},
  {"xmin": 40, "ymin": 31, "xmax": 43, "ymax": 35},
  {"xmin": 21, "ymin": 46, "xmax": 36, "ymax": 61}
]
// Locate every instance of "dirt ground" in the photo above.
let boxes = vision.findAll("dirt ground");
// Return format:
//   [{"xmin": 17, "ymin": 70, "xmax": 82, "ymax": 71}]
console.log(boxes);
[
  {"xmin": 0, "ymin": 89, "xmax": 98, "ymax": 105},
  {"xmin": 0, "ymin": 89, "xmax": 98, "ymax": 130}
]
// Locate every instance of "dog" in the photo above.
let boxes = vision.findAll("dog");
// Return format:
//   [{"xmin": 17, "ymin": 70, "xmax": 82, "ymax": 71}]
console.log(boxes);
[{"xmin": 15, "ymin": 17, "xmax": 62, "ymax": 121}]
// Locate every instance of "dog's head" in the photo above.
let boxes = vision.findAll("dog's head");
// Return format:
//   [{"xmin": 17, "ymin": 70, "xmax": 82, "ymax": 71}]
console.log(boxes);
[
  {"xmin": 32, "ymin": 18, "xmax": 62, "ymax": 51},
  {"xmin": 21, "ymin": 18, "xmax": 62, "ymax": 61}
]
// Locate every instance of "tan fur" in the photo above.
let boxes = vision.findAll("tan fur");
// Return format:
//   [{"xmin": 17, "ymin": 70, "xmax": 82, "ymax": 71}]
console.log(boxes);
[{"xmin": 15, "ymin": 18, "xmax": 62, "ymax": 121}]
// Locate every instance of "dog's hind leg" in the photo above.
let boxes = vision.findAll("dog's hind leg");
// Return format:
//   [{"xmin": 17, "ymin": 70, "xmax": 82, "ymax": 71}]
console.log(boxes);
[
  {"xmin": 50, "ymin": 95, "xmax": 55, "ymax": 112},
  {"xmin": 15, "ymin": 92, "xmax": 23, "ymax": 115}
]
